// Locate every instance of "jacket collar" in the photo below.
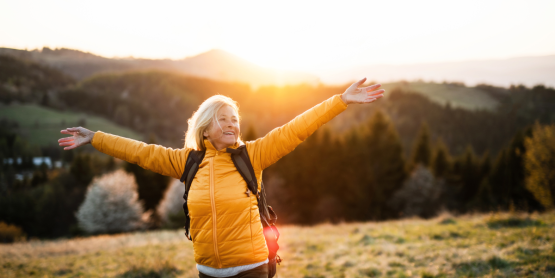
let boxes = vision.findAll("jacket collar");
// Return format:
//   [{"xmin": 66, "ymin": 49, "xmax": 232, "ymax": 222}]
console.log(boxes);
[{"xmin": 203, "ymin": 139, "xmax": 241, "ymax": 153}]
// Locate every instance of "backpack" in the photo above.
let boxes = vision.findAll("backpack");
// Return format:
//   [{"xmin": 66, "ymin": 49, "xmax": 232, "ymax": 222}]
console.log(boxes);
[{"xmin": 180, "ymin": 145, "xmax": 281, "ymax": 278}]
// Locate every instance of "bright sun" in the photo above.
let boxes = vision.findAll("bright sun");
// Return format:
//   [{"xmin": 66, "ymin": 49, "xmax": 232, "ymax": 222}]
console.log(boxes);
[{"xmin": 1, "ymin": 0, "xmax": 554, "ymax": 73}]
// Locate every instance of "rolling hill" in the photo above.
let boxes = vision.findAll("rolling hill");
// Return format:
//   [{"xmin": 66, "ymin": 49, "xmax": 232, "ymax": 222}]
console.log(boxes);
[
  {"xmin": 0, "ymin": 103, "xmax": 144, "ymax": 147},
  {"xmin": 0, "ymin": 47, "xmax": 319, "ymax": 88},
  {"xmin": 3, "ymin": 52, "xmax": 553, "ymax": 158},
  {"xmin": 2, "ymin": 46, "xmax": 553, "ymax": 89}
]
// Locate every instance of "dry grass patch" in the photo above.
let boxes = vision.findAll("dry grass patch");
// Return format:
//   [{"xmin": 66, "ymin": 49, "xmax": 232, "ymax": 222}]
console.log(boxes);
[{"xmin": 1, "ymin": 212, "xmax": 554, "ymax": 277}]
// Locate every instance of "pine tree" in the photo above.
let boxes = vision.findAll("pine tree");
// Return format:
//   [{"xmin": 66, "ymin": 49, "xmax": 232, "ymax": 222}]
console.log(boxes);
[
  {"xmin": 459, "ymin": 145, "xmax": 480, "ymax": 203},
  {"xmin": 505, "ymin": 128, "xmax": 542, "ymax": 211},
  {"xmin": 310, "ymin": 127, "xmax": 344, "ymax": 223},
  {"xmin": 479, "ymin": 151, "xmax": 492, "ymax": 181},
  {"xmin": 269, "ymin": 128, "xmax": 324, "ymax": 224},
  {"xmin": 336, "ymin": 127, "xmax": 366, "ymax": 222},
  {"xmin": 475, "ymin": 128, "xmax": 544, "ymax": 211},
  {"xmin": 359, "ymin": 110, "xmax": 407, "ymax": 220},
  {"xmin": 411, "ymin": 122, "xmax": 433, "ymax": 168},
  {"xmin": 431, "ymin": 138, "xmax": 451, "ymax": 178},
  {"xmin": 524, "ymin": 123, "xmax": 555, "ymax": 209}
]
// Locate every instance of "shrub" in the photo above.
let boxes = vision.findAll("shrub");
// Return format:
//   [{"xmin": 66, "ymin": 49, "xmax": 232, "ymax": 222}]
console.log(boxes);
[
  {"xmin": 76, "ymin": 169, "xmax": 144, "ymax": 234},
  {"xmin": 389, "ymin": 164, "xmax": 443, "ymax": 218},
  {"xmin": 0, "ymin": 222, "xmax": 26, "ymax": 243},
  {"xmin": 156, "ymin": 179, "xmax": 186, "ymax": 228}
]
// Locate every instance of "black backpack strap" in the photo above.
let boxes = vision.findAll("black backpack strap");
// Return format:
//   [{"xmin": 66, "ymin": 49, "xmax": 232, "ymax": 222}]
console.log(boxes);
[
  {"xmin": 180, "ymin": 150, "xmax": 205, "ymax": 241},
  {"xmin": 226, "ymin": 146, "xmax": 276, "ymax": 227},
  {"xmin": 226, "ymin": 146, "xmax": 258, "ymax": 196}
]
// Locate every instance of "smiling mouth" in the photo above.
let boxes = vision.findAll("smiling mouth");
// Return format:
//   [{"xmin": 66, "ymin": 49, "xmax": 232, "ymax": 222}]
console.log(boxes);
[{"xmin": 223, "ymin": 132, "xmax": 235, "ymax": 135}]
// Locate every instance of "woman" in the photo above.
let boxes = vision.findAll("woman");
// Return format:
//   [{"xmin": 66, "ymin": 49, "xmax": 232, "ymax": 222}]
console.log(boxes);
[{"xmin": 58, "ymin": 77, "xmax": 384, "ymax": 278}]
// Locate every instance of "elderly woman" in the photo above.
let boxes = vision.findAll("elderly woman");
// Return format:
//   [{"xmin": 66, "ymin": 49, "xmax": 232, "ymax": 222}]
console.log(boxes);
[{"xmin": 58, "ymin": 77, "xmax": 384, "ymax": 278}]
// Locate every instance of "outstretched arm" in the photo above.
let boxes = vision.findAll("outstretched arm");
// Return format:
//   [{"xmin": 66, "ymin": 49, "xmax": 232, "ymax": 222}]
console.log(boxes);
[
  {"xmin": 248, "ymin": 78, "xmax": 384, "ymax": 170},
  {"xmin": 58, "ymin": 127, "xmax": 191, "ymax": 180}
]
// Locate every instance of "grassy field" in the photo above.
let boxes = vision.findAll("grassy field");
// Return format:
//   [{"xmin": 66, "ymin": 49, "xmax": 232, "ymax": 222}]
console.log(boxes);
[
  {"xmin": 1, "ymin": 212, "xmax": 553, "ymax": 278},
  {"xmin": 0, "ymin": 103, "xmax": 143, "ymax": 147},
  {"xmin": 380, "ymin": 81, "xmax": 500, "ymax": 111}
]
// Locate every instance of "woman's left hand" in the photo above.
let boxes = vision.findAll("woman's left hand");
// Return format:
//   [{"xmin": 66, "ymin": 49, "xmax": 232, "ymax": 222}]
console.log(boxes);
[{"xmin": 341, "ymin": 77, "xmax": 384, "ymax": 105}]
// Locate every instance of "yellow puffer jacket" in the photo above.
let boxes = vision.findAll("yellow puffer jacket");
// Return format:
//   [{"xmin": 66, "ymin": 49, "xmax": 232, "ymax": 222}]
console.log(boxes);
[{"xmin": 91, "ymin": 94, "xmax": 348, "ymax": 268}]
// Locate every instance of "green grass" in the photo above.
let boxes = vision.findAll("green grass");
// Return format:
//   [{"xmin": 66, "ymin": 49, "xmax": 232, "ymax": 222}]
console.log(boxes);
[
  {"xmin": 381, "ymin": 81, "xmax": 499, "ymax": 111},
  {"xmin": 1, "ymin": 212, "xmax": 553, "ymax": 277},
  {"xmin": 0, "ymin": 103, "xmax": 143, "ymax": 147}
]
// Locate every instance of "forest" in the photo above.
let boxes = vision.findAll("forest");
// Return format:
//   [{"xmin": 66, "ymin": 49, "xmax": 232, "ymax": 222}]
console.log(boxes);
[{"xmin": 1, "ymin": 53, "xmax": 554, "ymax": 240}]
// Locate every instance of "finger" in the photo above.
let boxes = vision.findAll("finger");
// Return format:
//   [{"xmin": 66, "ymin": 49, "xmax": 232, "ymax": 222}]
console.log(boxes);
[
  {"xmin": 58, "ymin": 137, "xmax": 74, "ymax": 142},
  {"xmin": 64, "ymin": 144, "xmax": 78, "ymax": 150},
  {"xmin": 352, "ymin": 77, "xmax": 367, "ymax": 87},
  {"xmin": 363, "ymin": 99, "xmax": 379, "ymax": 103},
  {"xmin": 364, "ymin": 94, "xmax": 384, "ymax": 101},
  {"xmin": 367, "ymin": 89, "xmax": 385, "ymax": 96},
  {"xmin": 60, "ymin": 130, "xmax": 75, "ymax": 135},
  {"xmin": 363, "ymin": 84, "xmax": 382, "ymax": 92},
  {"xmin": 66, "ymin": 127, "xmax": 80, "ymax": 132},
  {"xmin": 365, "ymin": 93, "xmax": 384, "ymax": 99},
  {"xmin": 364, "ymin": 95, "xmax": 384, "ymax": 103},
  {"xmin": 59, "ymin": 142, "xmax": 74, "ymax": 146}
]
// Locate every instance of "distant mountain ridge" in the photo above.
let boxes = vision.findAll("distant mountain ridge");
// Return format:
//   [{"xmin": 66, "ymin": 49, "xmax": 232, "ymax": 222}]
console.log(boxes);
[
  {"xmin": 0, "ymin": 47, "xmax": 319, "ymax": 88},
  {"xmin": 319, "ymin": 55, "xmax": 555, "ymax": 88},
  {"xmin": 2, "ymin": 46, "xmax": 553, "ymax": 88}
]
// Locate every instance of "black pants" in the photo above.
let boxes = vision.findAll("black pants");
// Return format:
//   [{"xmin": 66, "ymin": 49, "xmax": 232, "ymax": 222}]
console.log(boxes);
[{"xmin": 198, "ymin": 263, "xmax": 268, "ymax": 278}]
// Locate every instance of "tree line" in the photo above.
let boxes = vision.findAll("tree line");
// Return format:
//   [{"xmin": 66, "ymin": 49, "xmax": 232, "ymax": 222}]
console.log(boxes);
[
  {"xmin": 263, "ymin": 113, "xmax": 549, "ymax": 225},
  {"xmin": 1, "ymin": 54, "xmax": 554, "ymax": 239}
]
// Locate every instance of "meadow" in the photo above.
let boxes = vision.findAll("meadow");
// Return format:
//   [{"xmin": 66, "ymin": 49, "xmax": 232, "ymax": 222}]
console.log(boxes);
[
  {"xmin": 0, "ymin": 103, "xmax": 143, "ymax": 147},
  {"xmin": 1, "ymin": 212, "xmax": 553, "ymax": 278},
  {"xmin": 379, "ymin": 81, "xmax": 499, "ymax": 111}
]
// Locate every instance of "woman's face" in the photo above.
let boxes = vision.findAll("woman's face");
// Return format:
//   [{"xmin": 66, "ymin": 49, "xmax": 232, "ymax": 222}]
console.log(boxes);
[{"xmin": 203, "ymin": 105, "xmax": 240, "ymax": 151}]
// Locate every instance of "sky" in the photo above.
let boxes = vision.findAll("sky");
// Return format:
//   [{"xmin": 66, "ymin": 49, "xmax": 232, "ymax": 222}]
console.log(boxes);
[{"xmin": 1, "ymin": 0, "xmax": 554, "ymax": 72}]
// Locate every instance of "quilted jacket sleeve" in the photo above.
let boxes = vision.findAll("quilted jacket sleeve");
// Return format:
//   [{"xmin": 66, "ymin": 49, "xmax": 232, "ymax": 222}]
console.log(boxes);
[
  {"xmin": 248, "ymin": 94, "xmax": 348, "ymax": 170},
  {"xmin": 91, "ymin": 131, "xmax": 192, "ymax": 180}
]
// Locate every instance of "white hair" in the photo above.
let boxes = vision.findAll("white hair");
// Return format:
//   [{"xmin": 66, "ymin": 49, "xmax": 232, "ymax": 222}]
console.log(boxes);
[{"xmin": 184, "ymin": 95, "xmax": 243, "ymax": 150}]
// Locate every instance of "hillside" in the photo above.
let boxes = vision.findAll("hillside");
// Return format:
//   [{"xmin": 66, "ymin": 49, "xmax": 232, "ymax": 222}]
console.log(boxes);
[
  {"xmin": 0, "ymin": 47, "xmax": 319, "ymax": 88},
  {"xmin": 1, "ymin": 212, "xmax": 553, "ymax": 277},
  {"xmin": 54, "ymin": 69, "xmax": 554, "ymax": 157},
  {"xmin": 379, "ymin": 81, "xmax": 499, "ymax": 111},
  {"xmin": 3, "ymin": 46, "xmax": 553, "ymax": 89},
  {"xmin": 0, "ymin": 103, "xmax": 143, "ymax": 147},
  {"xmin": 0, "ymin": 55, "xmax": 73, "ymax": 104},
  {"xmin": 2, "ymin": 54, "xmax": 553, "ymax": 158}
]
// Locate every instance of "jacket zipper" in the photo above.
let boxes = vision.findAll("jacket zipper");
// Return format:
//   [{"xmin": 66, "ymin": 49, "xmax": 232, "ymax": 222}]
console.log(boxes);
[{"xmin": 209, "ymin": 157, "xmax": 222, "ymax": 268}]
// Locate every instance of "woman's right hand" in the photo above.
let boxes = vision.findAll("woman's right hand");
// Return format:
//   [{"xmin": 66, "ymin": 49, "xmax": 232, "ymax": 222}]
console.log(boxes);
[{"xmin": 58, "ymin": 127, "xmax": 96, "ymax": 150}]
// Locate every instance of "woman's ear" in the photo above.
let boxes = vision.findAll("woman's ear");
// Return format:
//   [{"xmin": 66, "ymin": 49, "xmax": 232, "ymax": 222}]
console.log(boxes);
[{"xmin": 203, "ymin": 122, "xmax": 211, "ymax": 138}]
